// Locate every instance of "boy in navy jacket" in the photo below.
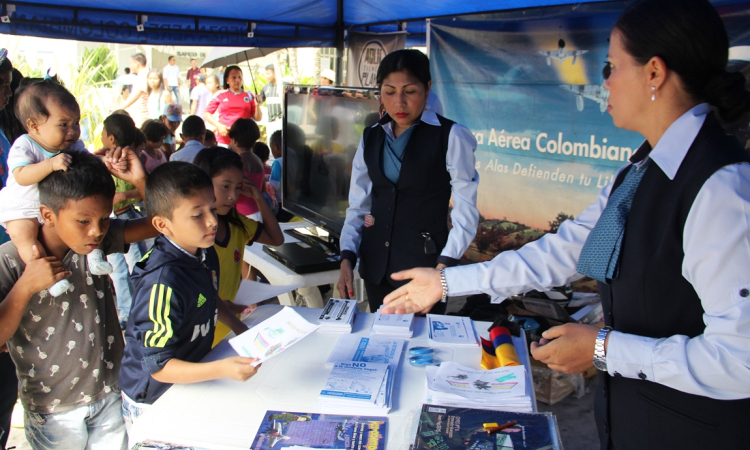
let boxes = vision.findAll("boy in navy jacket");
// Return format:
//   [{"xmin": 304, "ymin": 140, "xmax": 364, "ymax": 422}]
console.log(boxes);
[{"xmin": 119, "ymin": 162, "xmax": 258, "ymax": 437}]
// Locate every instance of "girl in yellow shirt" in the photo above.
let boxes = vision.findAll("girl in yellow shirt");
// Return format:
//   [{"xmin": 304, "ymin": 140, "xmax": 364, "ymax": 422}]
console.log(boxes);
[{"xmin": 194, "ymin": 147, "xmax": 284, "ymax": 345}]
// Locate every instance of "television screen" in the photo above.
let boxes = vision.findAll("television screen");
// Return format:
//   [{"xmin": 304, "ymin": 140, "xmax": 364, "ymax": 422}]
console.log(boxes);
[{"xmin": 282, "ymin": 86, "xmax": 381, "ymax": 237}]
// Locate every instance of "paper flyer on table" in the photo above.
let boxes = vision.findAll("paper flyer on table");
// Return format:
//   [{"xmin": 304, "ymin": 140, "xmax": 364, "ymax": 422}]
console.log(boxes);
[
  {"xmin": 326, "ymin": 335, "xmax": 405, "ymax": 368},
  {"xmin": 233, "ymin": 280, "xmax": 302, "ymax": 306},
  {"xmin": 373, "ymin": 308, "xmax": 413, "ymax": 328},
  {"xmin": 427, "ymin": 315, "xmax": 478, "ymax": 346},
  {"xmin": 228, "ymin": 306, "xmax": 319, "ymax": 366},
  {"xmin": 433, "ymin": 361, "xmax": 527, "ymax": 400},
  {"xmin": 320, "ymin": 362, "xmax": 389, "ymax": 402}
]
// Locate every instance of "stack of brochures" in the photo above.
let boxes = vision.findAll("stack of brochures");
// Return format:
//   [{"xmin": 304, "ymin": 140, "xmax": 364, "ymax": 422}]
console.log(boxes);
[
  {"xmin": 370, "ymin": 306, "xmax": 414, "ymax": 338},
  {"xmin": 427, "ymin": 314, "xmax": 479, "ymax": 346},
  {"xmin": 319, "ymin": 361, "xmax": 391, "ymax": 414},
  {"xmin": 317, "ymin": 298, "xmax": 358, "ymax": 333},
  {"xmin": 424, "ymin": 361, "xmax": 534, "ymax": 412},
  {"xmin": 319, "ymin": 335, "xmax": 405, "ymax": 414},
  {"xmin": 413, "ymin": 404, "xmax": 561, "ymax": 449}
]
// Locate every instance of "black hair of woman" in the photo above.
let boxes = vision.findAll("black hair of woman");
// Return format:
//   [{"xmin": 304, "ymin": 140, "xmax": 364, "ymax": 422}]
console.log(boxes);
[
  {"xmin": 376, "ymin": 49, "xmax": 431, "ymax": 89},
  {"xmin": 614, "ymin": 0, "xmax": 750, "ymax": 123},
  {"xmin": 0, "ymin": 68, "xmax": 25, "ymax": 143},
  {"xmin": 223, "ymin": 65, "xmax": 242, "ymax": 90}
]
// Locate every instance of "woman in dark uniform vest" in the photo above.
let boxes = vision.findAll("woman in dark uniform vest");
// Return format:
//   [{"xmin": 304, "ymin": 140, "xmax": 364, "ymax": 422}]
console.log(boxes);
[
  {"xmin": 379, "ymin": 1, "xmax": 750, "ymax": 448},
  {"xmin": 337, "ymin": 49, "xmax": 480, "ymax": 312}
]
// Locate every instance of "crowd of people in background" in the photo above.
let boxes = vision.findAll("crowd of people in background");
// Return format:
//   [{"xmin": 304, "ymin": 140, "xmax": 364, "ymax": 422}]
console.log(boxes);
[{"xmin": 0, "ymin": 47, "xmax": 289, "ymax": 450}]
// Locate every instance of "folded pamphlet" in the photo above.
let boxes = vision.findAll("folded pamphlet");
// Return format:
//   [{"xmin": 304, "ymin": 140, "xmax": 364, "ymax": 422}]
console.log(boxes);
[{"xmin": 228, "ymin": 306, "xmax": 319, "ymax": 366}]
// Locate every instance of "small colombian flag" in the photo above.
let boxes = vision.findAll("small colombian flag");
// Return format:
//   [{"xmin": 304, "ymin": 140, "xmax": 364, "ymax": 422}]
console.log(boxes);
[{"xmin": 481, "ymin": 326, "xmax": 520, "ymax": 369}]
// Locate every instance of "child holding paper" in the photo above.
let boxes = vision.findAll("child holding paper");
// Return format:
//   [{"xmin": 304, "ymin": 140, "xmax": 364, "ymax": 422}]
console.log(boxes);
[
  {"xmin": 193, "ymin": 147, "xmax": 283, "ymax": 345},
  {"xmin": 118, "ymin": 162, "xmax": 259, "ymax": 439}
]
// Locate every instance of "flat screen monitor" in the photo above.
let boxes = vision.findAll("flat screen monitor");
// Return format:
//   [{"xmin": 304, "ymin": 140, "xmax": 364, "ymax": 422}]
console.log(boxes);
[{"xmin": 282, "ymin": 86, "xmax": 381, "ymax": 238}]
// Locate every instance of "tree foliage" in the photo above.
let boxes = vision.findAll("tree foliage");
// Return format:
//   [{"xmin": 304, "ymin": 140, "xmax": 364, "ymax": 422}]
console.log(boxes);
[
  {"xmin": 547, "ymin": 212, "xmax": 575, "ymax": 234},
  {"xmin": 82, "ymin": 46, "xmax": 118, "ymax": 88}
]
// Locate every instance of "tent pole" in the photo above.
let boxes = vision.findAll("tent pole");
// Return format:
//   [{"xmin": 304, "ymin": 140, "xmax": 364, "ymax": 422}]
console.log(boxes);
[
  {"xmin": 334, "ymin": 0, "xmax": 344, "ymax": 86},
  {"xmin": 244, "ymin": 50, "xmax": 259, "ymax": 96}
]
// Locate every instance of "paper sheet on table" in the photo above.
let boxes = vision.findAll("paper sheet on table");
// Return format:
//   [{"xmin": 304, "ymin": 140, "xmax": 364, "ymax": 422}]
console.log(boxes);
[
  {"xmin": 228, "ymin": 306, "xmax": 319, "ymax": 366},
  {"xmin": 432, "ymin": 361, "xmax": 527, "ymax": 401},
  {"xmin": 233, "ymin": 279, "xmax": 302, "ymax": 306}
]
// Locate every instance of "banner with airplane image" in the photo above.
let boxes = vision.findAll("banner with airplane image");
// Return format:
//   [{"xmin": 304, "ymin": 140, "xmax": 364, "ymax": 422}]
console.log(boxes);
[{"xmin": 429, "ymin": 1, "xmax": 750, "ymax": 263}]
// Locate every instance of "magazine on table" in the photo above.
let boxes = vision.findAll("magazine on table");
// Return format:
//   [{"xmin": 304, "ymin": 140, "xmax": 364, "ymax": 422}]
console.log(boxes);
[
  {"xmin": 412, "ymin": 404, "xmax": 562, "ymax": 450},
  {"xmin": 251, "ymin": 410, "xmax": 387, "ymax": 450}
]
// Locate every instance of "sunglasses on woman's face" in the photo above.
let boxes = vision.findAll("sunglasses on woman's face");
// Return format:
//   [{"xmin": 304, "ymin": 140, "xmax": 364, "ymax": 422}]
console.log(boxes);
[{"xmin": 602, "ymin": 61, "xmax": 612, "ymax": 80}]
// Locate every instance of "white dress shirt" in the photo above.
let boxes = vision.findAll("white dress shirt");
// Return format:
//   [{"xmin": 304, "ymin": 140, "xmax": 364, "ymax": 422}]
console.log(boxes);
[
  {"xmin": 446, "ymin": 103, "xmax": 750, "ymax": 400},
  {"xmin": 340, "ymin": 108, "xmax": 480, "ymax": 266}
]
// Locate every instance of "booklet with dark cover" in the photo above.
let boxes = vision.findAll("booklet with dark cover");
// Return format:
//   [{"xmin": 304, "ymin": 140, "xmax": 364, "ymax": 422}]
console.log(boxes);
[
  {"xmin": 251, "ymin": 410, "xmax": 386, "ymax": 450},
  {"xmin": 412, "ymin": 405, "xmax": 562, "ymax": 450}
]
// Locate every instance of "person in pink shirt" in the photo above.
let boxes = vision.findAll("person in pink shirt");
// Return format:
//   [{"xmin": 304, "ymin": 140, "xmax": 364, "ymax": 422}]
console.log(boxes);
[
  {"xmin": 203, "ymin": 65, "xmax": 262, "ymax": 146},
  {"xmin": 227, "ymin": 119, "xmax": 264, "ymax": 221},
  {"xmin": 139, "ymin": 119, "xmax": 168, "ymax": 173}
]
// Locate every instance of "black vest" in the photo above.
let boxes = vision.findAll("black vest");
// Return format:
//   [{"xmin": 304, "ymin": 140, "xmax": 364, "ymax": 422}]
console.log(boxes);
[
  {"xmin": 595, "ymin": 114, "xmax": 750, "ymax": 450},
  {"xmin": 358, "ymin": 114, "xmax": 454, "ymax": 286}
]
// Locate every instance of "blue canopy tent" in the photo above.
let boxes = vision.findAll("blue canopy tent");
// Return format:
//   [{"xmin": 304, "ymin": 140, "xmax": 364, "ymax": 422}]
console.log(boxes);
[
  {"xmin": 0, "ymin": 1, "xmax": 616, "ymax": 47},
  {"xmin": 0, "ymin": 0, "xmax": 743, "ymax": 78},
  {"xmin": 0, "ymin": 0, "xmax": 619, "ymax": 79}
]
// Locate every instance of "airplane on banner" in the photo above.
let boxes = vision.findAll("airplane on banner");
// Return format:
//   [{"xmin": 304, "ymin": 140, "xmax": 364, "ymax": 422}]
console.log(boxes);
[
  {"xmin": 538, "ymin": 38, "xmax": 589, "ymax": 65},
  {"xmin": 560, "ymin": 82, "xmax": 609, "ymax": 113}
]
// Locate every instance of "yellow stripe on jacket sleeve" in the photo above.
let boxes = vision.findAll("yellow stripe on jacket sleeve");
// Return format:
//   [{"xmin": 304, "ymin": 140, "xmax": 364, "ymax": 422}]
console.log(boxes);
[
  {"xmin": 154, "ymin": 286, "xmax": 174, "ymax": 347},
  {"xmin": 144, "ymin": 284, "xmax": 159, "ymax": 346},
  {"xmin": 145, "ymin": 284, "xmax": 174, "ymax": 348}
]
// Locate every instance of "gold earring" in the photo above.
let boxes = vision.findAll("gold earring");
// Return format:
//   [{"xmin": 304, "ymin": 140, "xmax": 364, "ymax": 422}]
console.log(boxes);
[{"xmin": 651, "ymin": 86, "xmax": 656, "ymax": 101}]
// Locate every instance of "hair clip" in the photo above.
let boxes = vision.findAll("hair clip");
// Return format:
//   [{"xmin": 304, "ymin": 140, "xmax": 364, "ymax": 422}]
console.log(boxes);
[{"xmin": 44, "ymin": 68, "xmax": 53, "ymax": 80}]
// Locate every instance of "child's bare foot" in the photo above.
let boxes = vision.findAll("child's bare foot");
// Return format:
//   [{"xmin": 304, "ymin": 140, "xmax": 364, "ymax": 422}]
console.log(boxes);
[
  {"xmin": 48, "ymin": 278, "xmax": 72, "ymax": 297},
  {"xmin": 87, "ymin": 249, "xmax": 113, "ymax": 275}
]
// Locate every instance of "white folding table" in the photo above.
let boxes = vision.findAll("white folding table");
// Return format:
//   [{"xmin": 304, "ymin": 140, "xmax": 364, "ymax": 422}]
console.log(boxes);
[{"xmin": 130, "ymin": 304, "xmax": 536, "ymax": 449}]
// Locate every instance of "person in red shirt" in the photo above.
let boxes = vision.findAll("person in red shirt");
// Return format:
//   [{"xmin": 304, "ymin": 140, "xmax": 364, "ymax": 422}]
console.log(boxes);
[
  {"xmin": 187, "ymin": 59, "xmax": 201, "ymax": 95},
  {"xmin": 204, "ymin": 65, "xmax": 262, "ymax": 146}
]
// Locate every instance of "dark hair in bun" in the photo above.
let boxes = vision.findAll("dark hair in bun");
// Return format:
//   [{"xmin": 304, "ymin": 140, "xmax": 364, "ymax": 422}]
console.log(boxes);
[
  {"xmin": 701, "ymin": 71, "xmax": 750, "ymax": 124},
  {"xmin": 614, "ymin": 0, "xmax": 750, "ymax": 123}
]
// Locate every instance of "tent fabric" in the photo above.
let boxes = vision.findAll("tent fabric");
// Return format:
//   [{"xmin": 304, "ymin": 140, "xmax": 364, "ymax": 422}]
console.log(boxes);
[
  {"xmin": 0, "ymin": 0, "xmax": 743, "ymax": 47},
  {"xmin": 0, "ymin": 0, "xmax": 612, "ymax": 47}
]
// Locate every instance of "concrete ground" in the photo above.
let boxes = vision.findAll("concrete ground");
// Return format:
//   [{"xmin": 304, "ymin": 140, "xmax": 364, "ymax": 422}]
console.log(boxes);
[{"xmin": 537, "ymin": 378, "xmax": 600, "ymax": 450}]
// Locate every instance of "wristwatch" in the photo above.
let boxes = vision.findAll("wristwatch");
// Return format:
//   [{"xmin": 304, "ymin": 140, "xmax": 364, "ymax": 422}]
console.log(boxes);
[
  {"xmin": 439, "ymin": 268, "xmax": 448, "ymax": 303},
  {"xmin": 593, "ymin": 326, "xmax": 613, "ymax": 371}
]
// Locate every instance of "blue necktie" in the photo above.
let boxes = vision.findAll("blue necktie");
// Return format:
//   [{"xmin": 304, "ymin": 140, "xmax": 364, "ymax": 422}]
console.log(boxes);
[
  {"xmin": 383, "ymin": 125, "xmax": 415, "ymax": 184},
  {"xmin": 577, "ymin": 159, "xmax": 651, "ymax": 284}
]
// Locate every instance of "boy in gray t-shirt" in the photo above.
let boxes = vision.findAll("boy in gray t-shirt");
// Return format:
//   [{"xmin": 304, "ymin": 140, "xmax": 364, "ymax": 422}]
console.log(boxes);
[{"xmin": 0, "ymin": 148, "xmax": 156, "ymax": 449}]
